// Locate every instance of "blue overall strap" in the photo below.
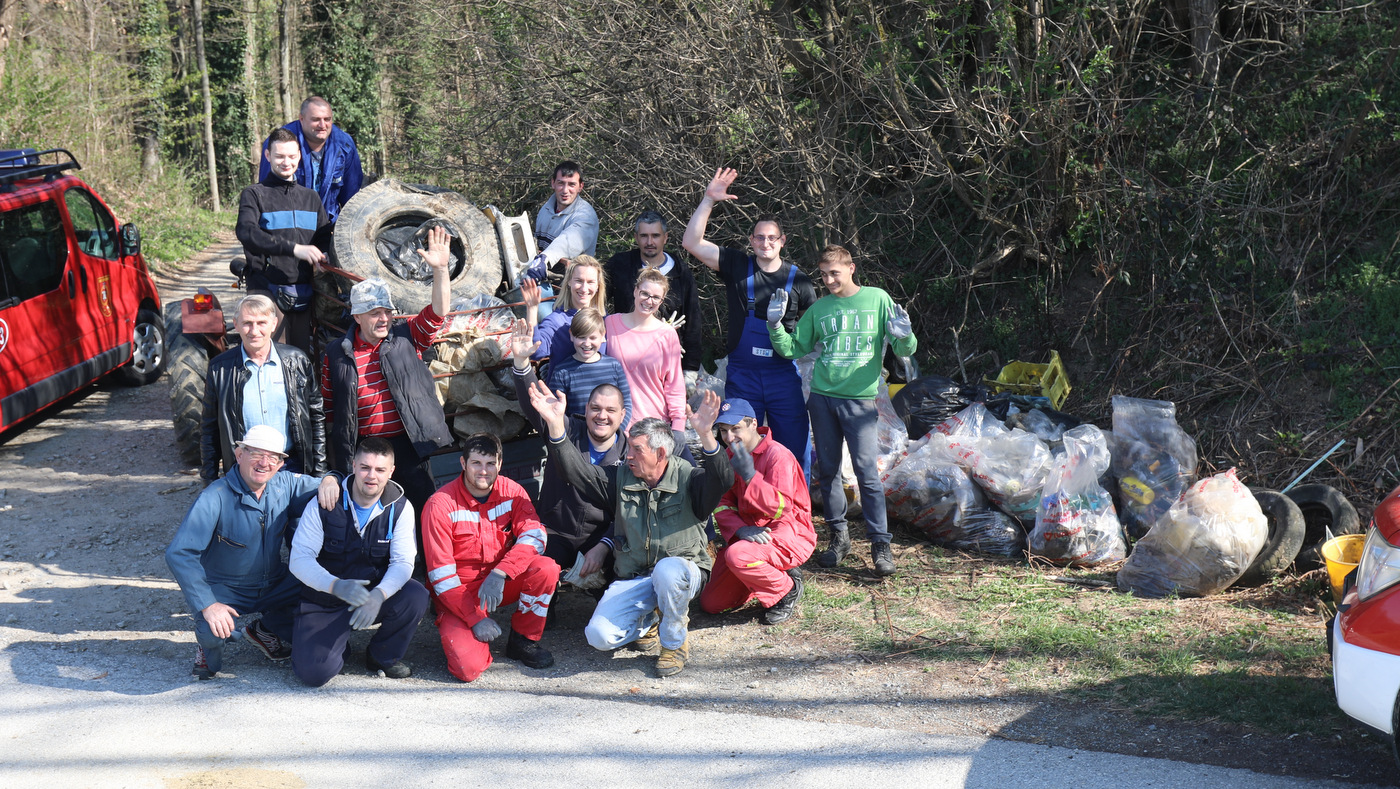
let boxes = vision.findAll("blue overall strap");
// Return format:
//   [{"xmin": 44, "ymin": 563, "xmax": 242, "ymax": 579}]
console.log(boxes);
[{"xmin": 746, "ymin": 258, "xmax": 799, "ymax": 315}]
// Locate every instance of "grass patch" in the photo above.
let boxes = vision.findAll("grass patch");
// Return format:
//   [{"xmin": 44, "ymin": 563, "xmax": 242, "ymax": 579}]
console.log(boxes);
[{"xmin": 799, "ymin": 538, "xmax": 1337, "ymax": 737}]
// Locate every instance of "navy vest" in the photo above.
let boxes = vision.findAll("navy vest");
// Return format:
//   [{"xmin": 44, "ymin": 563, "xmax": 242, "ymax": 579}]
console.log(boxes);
[{"xmin": 302, "ymin": 481, "xmax": 405, "ymax": 606}]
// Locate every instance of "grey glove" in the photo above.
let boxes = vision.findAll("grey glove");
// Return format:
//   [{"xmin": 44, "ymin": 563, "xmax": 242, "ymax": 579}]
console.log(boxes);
[
  {"xmin": 471, "ymin": 617, "xmax": 502, "ymax": 643},
  {"xmin": 348, "ymin": 589, "xmax": 385, "ymax": 630},
  {"xmin": 478, "ymin": 570, "xmax": 506, "ymax": 613},
  {"xmin": 735, "ymin": 525, "xmax": 772, "ymax": 544},
  {"xmin": 766, "ymin": 289, "xmax": 789, "ymax": 328},
  {"xmin": 729, "ymin": 439, "xmax": 756, "ymax": 482},
  {"xmin": 886, "ymin": 304, "xmax": 912, "ymax": 340},
  {"xmin": 331, "ymin": 578, "xmax": 371, "ymax": 607}
]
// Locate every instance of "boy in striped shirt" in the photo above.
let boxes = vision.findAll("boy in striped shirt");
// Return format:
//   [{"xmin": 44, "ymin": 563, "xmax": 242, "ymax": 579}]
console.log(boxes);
[{"xmin": 543, "ymin": 308, "xmax": 633, "ymax": 431}]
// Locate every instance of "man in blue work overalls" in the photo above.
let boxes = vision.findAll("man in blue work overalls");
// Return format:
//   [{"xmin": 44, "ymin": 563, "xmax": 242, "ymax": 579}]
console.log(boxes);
[{"xmin": 683, "ymin": 167, "xmax": 818, "ymax": 476}]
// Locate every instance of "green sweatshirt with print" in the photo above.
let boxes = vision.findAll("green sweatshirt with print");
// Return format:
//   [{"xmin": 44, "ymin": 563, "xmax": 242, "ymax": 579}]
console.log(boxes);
[{"xmin": 768, "ymin": 285, "xmax": 917, "ymax": 400}]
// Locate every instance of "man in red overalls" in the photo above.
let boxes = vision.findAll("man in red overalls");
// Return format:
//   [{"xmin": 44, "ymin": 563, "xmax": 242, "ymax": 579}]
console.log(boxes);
[
  {"xmin": 421, "ymin": 432, "xmax": 558, "ymax": 681},
  {"xmin": 700, "ymin": 398, "xmax": 816, "ymax": 624}
]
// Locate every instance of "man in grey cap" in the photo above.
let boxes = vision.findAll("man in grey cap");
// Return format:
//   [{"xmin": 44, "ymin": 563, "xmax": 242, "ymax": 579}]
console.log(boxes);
[
  {"xmin": 166, "ymin": 424, "xmax": 341, "ymax": 679},
  {"xmin": 320, "ymin": 225, "xmax": 454, "ymax": 518}
]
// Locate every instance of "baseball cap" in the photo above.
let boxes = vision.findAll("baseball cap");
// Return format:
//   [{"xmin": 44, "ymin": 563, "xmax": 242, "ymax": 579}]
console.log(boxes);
[
  {"xmin": 714, "ymin": 398, "xmax": 756, "ymax": 426},
  {"xmin": 237, "ymin": 424, "xmax": 288, "ymax": 456},
  {"xmin": 350, "ymin": 278, "xmax": 395, "ymax": 315}
]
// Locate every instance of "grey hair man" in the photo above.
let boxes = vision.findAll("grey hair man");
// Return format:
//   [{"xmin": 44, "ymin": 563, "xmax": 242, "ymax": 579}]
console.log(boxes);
[
  {"xmin": 200, "ymin": 293, "xmax": 326, "ymax": 481},
  {"xmin": 605, "ymin": 210, "xmax": 703, "ymax": 377},
  {"xmin": 528, "ymin": 382, "xmax": 732, "ymax": 678}
]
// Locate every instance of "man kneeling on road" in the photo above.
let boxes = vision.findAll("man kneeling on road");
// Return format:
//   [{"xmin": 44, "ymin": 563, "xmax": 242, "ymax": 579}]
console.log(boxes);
[
  {"xmin": 420, "ymin": 433, "xmax": 557, "ymax": 682},
  {"xmin": 699, "ymin": 398, "xmax": 815, "ymax": 625},
  {"xmin": 529, "ymin": 383, "xmax": 731, "ymax": 677},
  {"xmin": 166, "ymin": 425, "xmax": 339, "ymax": 679},
  {"xmin": 288, "ymin": 437, "xmax": 428, "ymax": 686}
]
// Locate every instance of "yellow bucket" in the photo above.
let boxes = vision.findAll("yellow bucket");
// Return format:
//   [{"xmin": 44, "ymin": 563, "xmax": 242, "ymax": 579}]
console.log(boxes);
[{"xmin": 1322, "ymin": 534, "xmax": 1367, "ymax": 604}]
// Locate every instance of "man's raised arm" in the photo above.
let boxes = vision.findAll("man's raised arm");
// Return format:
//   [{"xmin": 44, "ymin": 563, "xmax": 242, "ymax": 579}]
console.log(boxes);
[{"xmin": 682, "ymin": 168, "xmax": 739, "ymax": 272}]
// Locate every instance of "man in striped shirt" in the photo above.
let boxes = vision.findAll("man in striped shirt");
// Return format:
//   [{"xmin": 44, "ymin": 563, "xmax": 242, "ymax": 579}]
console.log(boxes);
[
  {"xmin": 420, "ymin": 432, "xmax": 558, "ymax": 681},
  {"xmin": 322, "ymin": 226, "xmax": 454, "ymax": 519}
]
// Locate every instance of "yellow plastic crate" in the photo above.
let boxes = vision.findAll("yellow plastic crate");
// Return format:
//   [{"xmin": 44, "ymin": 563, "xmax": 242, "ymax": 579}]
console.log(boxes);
[{"xmin": 984, "ymin": 350, "xmax": 1071, "ymax": 411}]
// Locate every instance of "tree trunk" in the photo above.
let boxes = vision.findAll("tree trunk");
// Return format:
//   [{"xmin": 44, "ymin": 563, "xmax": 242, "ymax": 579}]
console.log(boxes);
[
  {"xmin": 242, "ymin": 0, "xmax": 261, "ymax": 181},
  {"xmin": 1188, "ymin": 0, "xmax": 1222, "ymax": 87},
  {"xmin": 279, "ymin": 0, "xmax": 293, "ymax": 120},
  {"xmin": 135, "ymin": 0, "xmax": 168, "ymax": 178},
  {"xmin": 0, "ymin": 0, "xmax": 19, "ymax": 85},
  {"xmin": 191, "ymin": 0, "xmax": 220, "ymax": 211}
]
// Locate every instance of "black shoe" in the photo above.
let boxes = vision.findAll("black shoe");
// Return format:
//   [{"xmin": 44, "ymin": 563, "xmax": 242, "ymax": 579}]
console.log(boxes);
[
  {"xmin": 367, "ymin": 654, "xmax": 413, "ymax": 679},
  {"xmin": 506, "ymin": 629, "xmax": 555, "ymax": 669},
  {"xmin": 243, "ymin": 620, "xmax": 291, "ymax": 661},
  {"xmin": 872, "ymin": 541, "xmax": 896, "ymax": 576},
  {"xmin": 191, "ymin": 646, "xmax": 215, "ymax": 680},
  {"xmin": 817, "ymin": 529, "xmax": 851, "ymax": 568},
  {"xmin": 763, "ymin": 569, "xmax": 804, "ymax": 625}
]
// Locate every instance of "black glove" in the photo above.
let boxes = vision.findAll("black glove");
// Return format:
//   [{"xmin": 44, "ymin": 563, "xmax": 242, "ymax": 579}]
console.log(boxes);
[
  {"xmin": 348, "ymin": 589, "xmax": 384, "ymax": 630},
  {"xmin": 478, "ymin": 571, "xmax": 506, "ymax": 613},
  {"xmin": 331, "ymin": 578, "xmax": 371, "ymax": 607},
  {"xmin": 735, "ymin": 526, "xmax": 772, "ymax": 544},
  {"xmin": 471, "ymin": 617, "xmax": 502, "ymax": 643},
  {"xmin": 729, "ymin": 439, "xmax": 756, "ymax": 482}
]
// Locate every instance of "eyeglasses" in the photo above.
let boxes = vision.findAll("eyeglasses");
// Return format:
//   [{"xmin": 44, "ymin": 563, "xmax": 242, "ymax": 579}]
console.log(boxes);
[
  {"xmin": 751, "ymin": 234, "xmax": 782, "ymax": 243},
  {"xmin": 242, "ymin": 449, "xmax": 285, "ymax": 464},
  {"xmin": 637, "ymin": 292, "xmax": 664, "ymax": 303}
]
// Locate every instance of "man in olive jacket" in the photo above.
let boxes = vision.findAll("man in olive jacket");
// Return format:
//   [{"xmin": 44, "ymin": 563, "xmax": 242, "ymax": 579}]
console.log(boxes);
[
  {"xmin": 201, "ymin": 294, "xmax": 326, "ymax": 481},
  {"xmin": 529, "ymin": 382, "xmax": 731, "ymax": 678}
]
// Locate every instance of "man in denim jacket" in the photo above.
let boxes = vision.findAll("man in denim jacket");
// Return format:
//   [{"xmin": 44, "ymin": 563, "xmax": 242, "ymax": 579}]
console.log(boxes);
[{"xmin": 166, "ymin": 425, "xmax": 339, "ymax": 679}]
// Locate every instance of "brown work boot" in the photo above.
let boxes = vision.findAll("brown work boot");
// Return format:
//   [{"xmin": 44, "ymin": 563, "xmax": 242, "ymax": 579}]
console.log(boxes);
[
  {"xmin": 655, "ymin": 637, "xmax": 690, "ymax": 678},
  {"xmin": 632, "ymin": 622, "xmax": 661, "ymax": 653}
]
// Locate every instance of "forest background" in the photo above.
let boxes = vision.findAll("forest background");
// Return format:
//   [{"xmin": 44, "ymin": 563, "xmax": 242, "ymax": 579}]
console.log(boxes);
[{"xmin": 0, "ymin": 0, "xmax": 1396, "ymax": 501}]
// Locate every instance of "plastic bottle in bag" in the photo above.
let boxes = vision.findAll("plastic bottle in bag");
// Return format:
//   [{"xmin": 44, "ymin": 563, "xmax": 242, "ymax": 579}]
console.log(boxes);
[{"xmin": 1029, "ymin": 424, "xmax": 1126, "ymax": 566}]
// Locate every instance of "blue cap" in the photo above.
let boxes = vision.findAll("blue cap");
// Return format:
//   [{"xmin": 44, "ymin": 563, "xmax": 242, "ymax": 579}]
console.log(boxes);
[{"xmin": 715, "ymin": 398, "xmax": 756, "ymax": 426}]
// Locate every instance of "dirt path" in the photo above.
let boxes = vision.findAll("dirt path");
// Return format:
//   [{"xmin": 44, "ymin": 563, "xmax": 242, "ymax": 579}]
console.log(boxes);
[{"xmin": 0, "ymin": 240, "xmax": 1392, "ymax": 786}]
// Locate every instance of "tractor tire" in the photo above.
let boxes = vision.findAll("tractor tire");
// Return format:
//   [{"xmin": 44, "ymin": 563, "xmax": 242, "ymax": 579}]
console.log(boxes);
[
  {"xmin": 116, "ymin": 307, "xmax": 168, "ymax": 385},
  {"xmin": 1288, "ymin": 484, "xmax": 1362, "ymax": 572},
  {"xmin": 165, "ymin": 302, "xmax": 210, "ymax": 467},
  {"xmin": 332, "ymin": 179, "xmax": 503, "ymax": 313},
  {"xmin": 1234, "ymin": 489, "xmax": 1307, "ymax": 587}
]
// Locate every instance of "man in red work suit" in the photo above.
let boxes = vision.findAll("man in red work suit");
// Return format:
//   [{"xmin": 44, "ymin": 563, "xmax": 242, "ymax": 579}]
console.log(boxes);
[
  {"xmin": 700, "ymin": 398, "xmax": 816, "ymax": 624},
  {"xmin": 421, "ymin": 432, "xmax": 558, "ymax": 681}
]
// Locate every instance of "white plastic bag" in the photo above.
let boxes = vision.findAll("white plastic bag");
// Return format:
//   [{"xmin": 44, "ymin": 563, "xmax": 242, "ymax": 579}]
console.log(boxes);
[
  {"xmin": 561, "ymin": 552, "xmax": 609, "ymax": 590},
  {"xmin": 875, "ymin": 381, "xmax": 909, "ymax": 474},
  {"xmin": 1116, "ymin": 469, "xmax": 1267, "ymax": 598},
  {"xmin": 1030, "ymin": 425, "xmax": 1126, "ymax": 566}
]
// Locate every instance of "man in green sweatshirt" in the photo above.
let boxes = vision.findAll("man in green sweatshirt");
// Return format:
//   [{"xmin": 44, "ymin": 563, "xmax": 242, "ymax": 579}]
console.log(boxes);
[{"xmin": 768, "ymin": 244, "xmax": 916, "ymax": 576}]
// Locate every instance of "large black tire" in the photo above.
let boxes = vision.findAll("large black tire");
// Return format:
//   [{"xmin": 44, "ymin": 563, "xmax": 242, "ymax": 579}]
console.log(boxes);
[
  {"xmin": 332, "ymin": 179, "xmax": 503, "ymax": 313},
  {"xmin": 1288, "ymin": 483, "xmax": 1363, "ymax": 572},
  {"xmin": 1234, "ymin": 489, "xmax": 1307, "ymax": 587},
  {"xmin": 115, "ymin": 307, "xmax": 167, "ymax": 385},
  {"xmin": 164, "ymin": 302, "xmax": 210, "ymax": 467}
]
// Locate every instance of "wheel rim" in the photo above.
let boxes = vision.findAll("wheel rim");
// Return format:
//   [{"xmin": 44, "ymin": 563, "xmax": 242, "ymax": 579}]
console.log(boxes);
[{"xmin": 130, "ymin": 321, "xmax": 165, "ymax": 374}]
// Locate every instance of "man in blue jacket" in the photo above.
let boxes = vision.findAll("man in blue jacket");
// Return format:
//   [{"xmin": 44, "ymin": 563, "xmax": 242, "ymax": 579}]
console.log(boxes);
[
  {"xmin": 256, "ymin": 96, "xmax": 364, "ymax": 223},
  {"xmin": 166, "ymin": 425, "xmax": 340, "ymax": 679}
]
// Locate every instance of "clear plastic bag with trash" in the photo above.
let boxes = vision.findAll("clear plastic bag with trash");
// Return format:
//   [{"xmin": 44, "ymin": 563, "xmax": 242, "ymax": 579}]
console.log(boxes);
[
  {"xmin": 1116, "ymin": 468, "xmax": 1268, "ymax": 598},
  {"xmin": 881, "ymin": 431, "xmax": 1025, "ymax": 556},
  {"xmin": 875, "ymin": 381, "xmax": 909, "ymax": 474},
  {"xmin": 1029, "ymin": 424, "xmax": 1127, "ymax": 566},
  {"xmin": 1105, "ymin": 431, "xmax": 1189, "ymax": 539},
  {"xmin": 1111, "ymin": 396, "xmax": 1198, "ymax": 484},
  {"xmin": 445, "ymin": 293, "xmax": 515, "ymax": 338},
  {"xmin": 375, "ymin": 217, "xmax": 459, "ymax": 282}
]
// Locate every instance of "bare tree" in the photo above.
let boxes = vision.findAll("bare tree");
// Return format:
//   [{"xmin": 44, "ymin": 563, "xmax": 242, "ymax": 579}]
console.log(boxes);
[{"xmin": 191, "ymin": 0, "xmax": 220, "ymax": 210}]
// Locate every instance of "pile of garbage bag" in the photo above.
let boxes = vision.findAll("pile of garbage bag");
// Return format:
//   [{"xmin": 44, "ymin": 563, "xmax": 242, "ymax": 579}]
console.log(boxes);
[{"xmin": 430, "ymin": 294, "xmax": 527, "ymax": 441}]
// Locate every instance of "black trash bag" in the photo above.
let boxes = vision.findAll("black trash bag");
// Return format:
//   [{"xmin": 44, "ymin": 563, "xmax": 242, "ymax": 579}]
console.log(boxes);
[
  {"xmin": 892, "ymin": 375, "xmax": 989, "ymax": 439},
  {"xmin": 1004, "ymin": 407, "xmax": 1083, "ymax": 451},
  {"xmin": 375, "ymin": 218, "xmax": 460, "ymax": 282},
  {"xmin": 882, "ymin": 439, "xmax": 1026, "ymax": 557}
]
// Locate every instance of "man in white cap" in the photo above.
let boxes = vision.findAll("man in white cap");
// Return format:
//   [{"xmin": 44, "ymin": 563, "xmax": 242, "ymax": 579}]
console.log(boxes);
[
  {"xmin": 321, "ymin": 225, "xmax": 454, "ymax": 517},
  {"xmin": 166, "ymin": 425, "xmax": 341, "ymax": 679}
]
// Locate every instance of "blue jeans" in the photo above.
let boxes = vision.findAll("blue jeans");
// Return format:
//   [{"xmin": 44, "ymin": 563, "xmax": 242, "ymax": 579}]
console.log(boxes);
[
  {"xmin": 808, "ymin": 392, "xmax": 889, "ymax": 543},
  {"xmin": 585, "ymin": 557, "xmax": 703, "ymax": 651},
  {"xmin": 192, "ymin": 571, "xmax": 303, "ymax": 672}
]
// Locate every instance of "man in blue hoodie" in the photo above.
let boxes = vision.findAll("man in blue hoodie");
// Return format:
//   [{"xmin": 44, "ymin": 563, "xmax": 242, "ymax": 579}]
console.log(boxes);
[{"xmin": 257, "ymin": 96, "xmax": 364, "ymax": 224}]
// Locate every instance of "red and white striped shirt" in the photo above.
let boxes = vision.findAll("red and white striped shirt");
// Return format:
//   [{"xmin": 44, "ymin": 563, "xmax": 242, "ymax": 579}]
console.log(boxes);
[{"xmin": 321, "ymin": 306, "xmax": 444, "ymax": 435}]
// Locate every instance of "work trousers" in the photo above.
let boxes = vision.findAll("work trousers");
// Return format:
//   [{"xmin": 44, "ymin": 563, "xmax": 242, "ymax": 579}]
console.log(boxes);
[
  {"xmin": 291, "ymin": 580, "xmax": 430, "ymax": 687},
  {"xmin": 435, "ymin": 553, "xmax": 557, "ymax": 682},
  {"xmin": 725, "ymin": 363, "xmax": 811, "ymax": 477},
  {"xmin": 585, "ymin": 557, "xmax": 705, "ymax": 651},
  {"xmin": 809, "ymin": 392, "xmax": 889, "ymax": 542},
  {"xmin": 192, "ymin": 572, "xmax": 302, "ymax": 673},
  {"xmin": 699, "ymin": 537, "xmax": 807, "ymax": 613}
]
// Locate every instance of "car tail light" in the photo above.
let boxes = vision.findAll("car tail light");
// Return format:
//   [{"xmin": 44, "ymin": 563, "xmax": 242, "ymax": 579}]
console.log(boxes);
[
  {"xmin": 1356, "ymin": 528, "xmax": 1400, "ymax": 601},
  {"xmin": 192, "ymin": 289, "xmax": 214, "ymax": 312}
]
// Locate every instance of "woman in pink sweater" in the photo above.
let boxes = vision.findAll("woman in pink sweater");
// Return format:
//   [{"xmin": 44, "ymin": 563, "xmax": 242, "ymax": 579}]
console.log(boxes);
[{"xmin": 604, "ymin": 268, "xmax": 686, "ymax": 431}]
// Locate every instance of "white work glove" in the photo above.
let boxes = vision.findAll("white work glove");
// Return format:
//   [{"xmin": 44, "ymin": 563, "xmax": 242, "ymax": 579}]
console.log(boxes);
[
  {"xmin": 766, "ymin": 289, "xmax": 789, "ymax": 328},
  {"xmin": 661, "ymin": 311, "xmax": 687, "ymax": 331},
  {"xmin": 887, "ymin": 304, "xmax": 912, "ymax": 340}
]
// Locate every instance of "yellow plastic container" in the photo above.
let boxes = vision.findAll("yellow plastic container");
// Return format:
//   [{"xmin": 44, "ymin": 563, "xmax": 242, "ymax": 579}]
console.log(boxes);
[
  {"xmin": 1322, "ymin": 533, "xmax": 1367, "ymax": 604},
  {"xmin": 984, "ymin": 350, "xmax": 1072, "ymax": 410},
  {"xmin": 888, "ymin": 383, "xmax": 906, "ymax": 400}
]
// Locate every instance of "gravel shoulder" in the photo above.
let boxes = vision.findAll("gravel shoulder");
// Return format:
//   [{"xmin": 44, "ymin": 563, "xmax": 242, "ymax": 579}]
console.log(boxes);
[{"xmin": 0, "ymin": 241, "xmax": 1391, "ymax": 786}]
